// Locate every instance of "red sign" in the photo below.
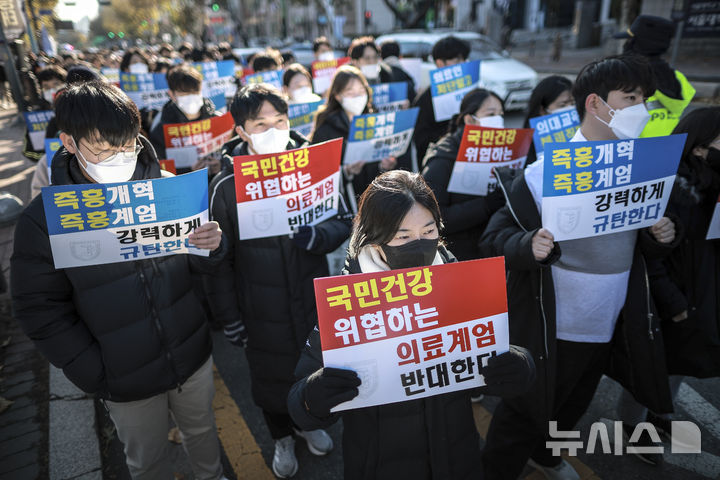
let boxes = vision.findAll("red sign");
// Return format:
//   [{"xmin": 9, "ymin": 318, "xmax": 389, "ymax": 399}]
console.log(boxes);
[
  {"xmin": 159, "ymin": 159, "xmax": 177, "ymax": 174},
  {"xmin": 311, "ymin": 57, "xmax": 351, "ymax": 93},
  {"xmin": 162, "ymin": 112, "xmax": 235, "ymax": 156},
  {"xmin": 455, "ymin": 126, "xmax": 533, "ymax": 164}
]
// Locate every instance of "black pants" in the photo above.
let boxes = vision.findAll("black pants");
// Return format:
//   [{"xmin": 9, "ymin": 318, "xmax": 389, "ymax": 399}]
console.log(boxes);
[
  {"xmin": 482, "ymin": 340, "xmax": 611, "ymax": 480},
  {"xmin": 263, "ymin": 410, "xmax": 299, "ymax": 439}
]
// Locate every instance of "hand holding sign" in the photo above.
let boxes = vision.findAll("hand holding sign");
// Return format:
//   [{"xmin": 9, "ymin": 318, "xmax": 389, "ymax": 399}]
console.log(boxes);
[
  {"xmin": 649, "ymin": 216, "xmax": 675, "ymax": 244},
  {"xmin": 482, "ymin": 345, "xmax": 536, "ymax": 398},
  {"xmin": 532, "ymin": 228, "xmax": 555, "ymax": 261},
  {"xmin": 303, "ymin": 367, "xmax": 361, "ymax": 418},
  {"xmin": 188, "ymin": 221, "xmax": 222, "ymax": 251}
]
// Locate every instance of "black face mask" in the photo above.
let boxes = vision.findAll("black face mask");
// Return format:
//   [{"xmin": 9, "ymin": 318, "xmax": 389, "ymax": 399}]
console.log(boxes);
[
  {"xmin": 706, "ymin": 147, "xmax": 720, "ymax": 172},
  {"xmin": 380, "ymin": 238, "xmax": 439, "ymax": 270}
]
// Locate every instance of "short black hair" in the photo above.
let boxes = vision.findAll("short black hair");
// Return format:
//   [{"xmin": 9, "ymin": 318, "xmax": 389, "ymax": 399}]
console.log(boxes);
[
  {"xmin": 66, "ymin": 65, "xmax": 102, "ymax": 85},
  {"xmin": 119, "ymin": 47, "xmax": 151, "ymax": 73},
  {"xmin": 450, "ymin": 88, "xmax": 504, "ymax": 133},
  {"xmin": 252, "ymin": 49, "xmax": 282, "ymax": 72},
  {"xmin": 281, "ymin": 51, "xmax": 296, "ymax": 65},
  {"xmin": 166, "ymin": 64, "xmax": 203, "ymax": 93},
  {"xmin": 230, "ymin": 83, "xmax": 288, "ymax": 127},
  {"xmin": 37, "ymin": 65, "xmax": 67, "ymax": 84},
  {"xmin": 572, "ymin": 54, "xmax": 656, "ymax": 120},
  {"xmin": 380, "ymin": 40, "xmax": 400, "ymax": 59},
  {"xmin": 348, "ymin": 36, "xmax": 378, "ymax": 60},
  {"xmin": 523, "ymin": 75, "xmax": 573, "ymax": 127},
  {"xmin": 154, "ymin": 58, "xmax": 173, "ymax": 73},
  {"xmin": 55, "ymin": 81, "xmax": 140, "ymax": 147},
  {"xmin": 282, "ymin": 63, "xmax": 311, "ymax": 87},
  {"xmin": 673, "ymin": 106, "xmax": 720, "ymax": 162},
  {"xmin": 432, "ymin": 36, "xmax": 470, "ymax": 62},
  {"xmin": 313, "ymin": 36, "xmax": 331, "ymax": 53}
]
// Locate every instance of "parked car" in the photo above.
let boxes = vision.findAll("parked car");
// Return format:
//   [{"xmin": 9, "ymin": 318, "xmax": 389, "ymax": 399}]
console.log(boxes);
[{"xmin": 375, "ymin": 30, "xmax": 538, "ymax": 110}]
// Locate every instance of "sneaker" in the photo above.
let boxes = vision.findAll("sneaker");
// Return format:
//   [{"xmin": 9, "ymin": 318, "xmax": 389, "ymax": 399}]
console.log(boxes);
[
  {"xmin": 622, "ymin": 422, "xmax": 664, "ymax": 466},
  {"xmin": 272, "ymin": 435, "xmax": 298, "ymax": 478},
  {"xmin": 527, "ymin": 458, "xmax": 580, "ymax": 480},
  {"xmin": 294, "ymin": 428, "xmax": 334, "ymax": 455},
  {"xmin": 471, "ymin": 394, "xmax": 485, "ymax": 403}
]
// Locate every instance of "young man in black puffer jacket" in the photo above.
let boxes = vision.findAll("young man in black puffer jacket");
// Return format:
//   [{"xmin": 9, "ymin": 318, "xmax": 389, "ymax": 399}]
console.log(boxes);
[{"xmin": 11, "ymin": 81, "xmax": 229, "ymax": 480}]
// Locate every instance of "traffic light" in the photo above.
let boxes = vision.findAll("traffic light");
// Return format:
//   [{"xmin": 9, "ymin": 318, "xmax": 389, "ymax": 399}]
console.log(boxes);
[
  {"xmin": 364, "ymin": 10, "xmax": 372, "ymax": 27},
  {"xmin": 118, "ymin": 31, "xmax": 125, "ymax": 38},
  {"xmin": 212, "ymin": 3, "xmax": 219, "ymax": 11},
  {"xmin": 107, "ymin": 32, "xmax": 115, "ymax": 38}
]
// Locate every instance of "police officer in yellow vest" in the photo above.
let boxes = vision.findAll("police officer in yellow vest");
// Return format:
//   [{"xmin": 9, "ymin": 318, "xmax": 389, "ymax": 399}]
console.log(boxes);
[{"xmin": 615, "ymin": 15, "xmax": 696, "ymax": 137}]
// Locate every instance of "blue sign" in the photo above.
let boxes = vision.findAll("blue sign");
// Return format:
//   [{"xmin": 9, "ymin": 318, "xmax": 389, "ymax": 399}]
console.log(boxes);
[
  {"xmin": 244, "ymin": 70, "xmax": 284, "ymax": 90},
  {"xmin": 345, "ymin": 107, "xmax": 419, "ymax": 164},
  {"xmin": 289, "ymin": 100, "xmax": 323, "ymax": 138},
  {"xmin": 429, "ymin": 60, "xmax": 481, "ymax": 122},
  {"xmin": 529, "ymin": 109, "xmax": 581, "ymax": 155},
  {"xmin": 371, "ymin": 82, "xmax": 409, "ymax": 112},
  {"xmin": 541, "ymin": 134, "xmax": 686, "ymax": 241},
  {"xmin": 24, "ymin": 110, "xmax": 55, "ymax": 150}
]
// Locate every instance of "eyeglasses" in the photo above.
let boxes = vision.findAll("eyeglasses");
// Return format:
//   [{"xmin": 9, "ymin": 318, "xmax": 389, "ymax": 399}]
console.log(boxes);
[{"xmin": 80, "ymin": 140, "xmax": 142, "ymax": 163}]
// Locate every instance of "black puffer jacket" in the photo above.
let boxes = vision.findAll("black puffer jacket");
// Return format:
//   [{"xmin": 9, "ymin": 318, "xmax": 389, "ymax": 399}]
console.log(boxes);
[
  {"xmin": 479, "ymin": 167, "xmax": 681, "ymax": 427},
  {"xmin": 312, "ymin": 110, "xmax": 382, "ymax": 207},
  {"xmin": 204, "ymin": 130, "xmax": 352, "ymax": 413},
  {"xmin": 288, "ymin": 247, "xmax": 489, "ymax": 480},
  {"xmin": 149, "ymin": 98, "xmax": 217, "ymax": 161},
  {"xmin": 649, "ymin": 156, "xmax": 720, "ymax": 377},
  {"xmin": 412, "ymin": 88, "xmax": 451, "ymax": 163},
  {"xmin": 422, "ymin": 129, "xmax": 505, "ymax": 260},
  {"xmin": 11, "ymin": 136, "xmax": 226, "ymax": 402}
]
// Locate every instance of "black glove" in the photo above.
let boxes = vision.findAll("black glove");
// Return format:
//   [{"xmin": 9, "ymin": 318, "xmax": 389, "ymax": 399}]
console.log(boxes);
[
  {"xmin": 224, "ymin": 320, "xmax": 249, "ymax": 348},
  {"xmin": 303, "ymin": 367, "xmax": 361, "ymax": 418},
  {"xmin": 291, "ymin": 225, "xmax": 317, "ymax": 250},
  {"xmin": 482, "ymin": 345, "xmax": 536, "ymax": 398}
]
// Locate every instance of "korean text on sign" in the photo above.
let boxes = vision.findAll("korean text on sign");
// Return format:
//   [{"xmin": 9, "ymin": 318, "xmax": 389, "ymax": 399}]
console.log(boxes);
[
  {"xmin": 344, "ymin": 108, "xmax": 419, "ymax": 165},
  {"xmin": 529, "ymin": 109, "xmax": 581, "ymax": 155},
  {"xmin": 315, "ymin": 257, "xmax": 510, "ymax": 411},
  {"xmin": 244, "ymin": 69, "xmax": 284, "ymax": 90},
  {"xmin": 23, "ymin": 110, "xmax": 55, "ymax": 150},
  {"xmin": 119, "ymin": 72, "xmax": 170, "ymax": 110},
  {"xmin": 163, "ymin": 112, "xmax": 235, "ymax": 168},
  {"xmin": 312, "ymin": 57, "xmax": 351, "ymax": 94},
  {"xmin": 541, "ymin": 134, "xmax": 687, "ymax": 241},
  {"xmin": 371, "ymin": 82, "xmax": 409, "ymax": 112},
  {"xmin": 430, "ymin": 60, "xmax": 481, "ymax": 122},
  {"xmin": 233, "ymin": 138, "xmax": 343, "ymax": 240},
  {"xmin": 41, "ymin": 169, "xmax": 210, "ymax": 269},
  {"xmin": 447, "ymin": 125, "xmax": 534, "ymax": 196},
  {"xmin": 289, "ymin": 100, "xmax": 323, "ymax": 138}
]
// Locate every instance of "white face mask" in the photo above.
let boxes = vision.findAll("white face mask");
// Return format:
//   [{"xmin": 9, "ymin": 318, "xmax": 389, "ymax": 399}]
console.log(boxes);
[
  {"xmin": 73, "ymin": 137, "xmax": 139, "ymax": 183},
  {"xmin": 473, "ymin": 114, "xmax": 504, "ymax": 129},
  {"xmin": 318, "ymin": 51, "xmax": 335, "ymax": 62},
  {"xmin": 548, "ymin": 105, "xmax": 575, "ymax": 114},
  {"xmin": 176, "ymin": 93, "xmax": 204, "ymax": 116},
  {"xmin": 290, "ymin": 86, "xmax": 314, "ymax": 102},
  {"xmin": 128, "ymin": 63, "xmax": 149, "ymax": 74},
  {"xmin": 595, "ymin": 98, "xmax": 650, "ymax": 139},
  {"xmin": 360, "ymin": 63, "xmax": 380, "ymax": 80},
  {"xmin": 43, "ymin": 88, "xmax": 59, "ymax": 104},
  {"xmin": 248, "ymin": 127, "xmax": 290, "ymax": 155},
  {"xmin": 341, "ymin": 94, "xmax": 368, "ymax": 116}
]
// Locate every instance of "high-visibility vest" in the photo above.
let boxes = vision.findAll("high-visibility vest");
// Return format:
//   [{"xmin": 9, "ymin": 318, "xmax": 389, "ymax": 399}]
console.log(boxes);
[{"xmin": 640, "ymin": 70, "xmax": 696, "ymax": 138}]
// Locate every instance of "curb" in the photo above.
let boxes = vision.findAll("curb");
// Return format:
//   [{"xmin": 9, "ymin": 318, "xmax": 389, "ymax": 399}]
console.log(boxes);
[{"xmin": 49, "ymin": 365, "xmax": 102, "ymax": 479}]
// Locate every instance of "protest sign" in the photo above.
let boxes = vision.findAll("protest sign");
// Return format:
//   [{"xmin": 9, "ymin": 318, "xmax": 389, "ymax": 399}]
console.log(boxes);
[
  {"xmin": 244, "ymin": 69, "xmax": 284, "ymax": 90},
  {"xmin": 100, "ymin": 67, "xmax": 120, "ymax": 84},
  {"xmin": 344, "ymin": 108, "xmax": 419, "ymax": 165},
  {"xmin": 371, "ymin": 82, "xmax": 409, "ymax": 112},
  {"xmin": 289, "ymin": 100, "xmax": 323, "ymax": 138},
  {"xmin": 159, "ymin": 159, "xmax": 177, "ymax": 174},
  {"xmin": 233, "ymin": 138, "xmax": 343, "ymax": 240},
  {"xmin": 119, "ymin": 72, "xmax": 170, "ymax": 110},
  {"xmin": 542, "ymin": 134, "xmax": 686, "ymax": 241},
  {"xmin": 398, "ymin": 58, "xmax": 423, "ymax": 93},
  {"xmin": 430, "ymin": 60, "xmax": 480, "ymax": 122},
  {"xmin": 529, "ymin": 108, "xmax": 581, "ymax": 155},
  {"xmin": 448, "ymin": 126, "xmax": 533, "ymax": 196},
  {"xmin": 312, "ymin": 57, "xmax": 350, "ymax": 94},
  {"xmin": 706, "ymin": 194, "xmax": 720, "ymax": 240},
  {"xmin": 24, "ymin": 110, "xmax": 55, "ymax": 150},
  {"xmin": 42, "ymin": 169, "xmax": 210, "ymax": 269},
  {"xmin": 315, "ymin": 257, "xmax": 510, "ymax": 411},
  {"xmin": 44, "ymin": 138, "xmax": 62, "ymax": 182},
  {"xmin": 163, "ymin": 112, "xmax": 235, "ymax": 168}
]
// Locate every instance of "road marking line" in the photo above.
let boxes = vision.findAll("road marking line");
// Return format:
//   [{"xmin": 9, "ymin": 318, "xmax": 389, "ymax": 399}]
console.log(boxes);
[
  {"xmin": 676, "ymin": 382, "xmax": 720, "ymax": 442},
  {"xmin": 212, "ymin": 366, "xmax": 274, "ymax": 480}
]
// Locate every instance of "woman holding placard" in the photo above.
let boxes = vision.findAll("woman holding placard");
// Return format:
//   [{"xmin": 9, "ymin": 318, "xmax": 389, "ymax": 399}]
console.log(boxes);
[
  {"xmin": 522, "ymin": 75, "xmax": 574, "ymax": 165},
  {"xmin": 288, "ymin": 170, "xmax": 535, "ymax": 480},
  {"xmin": 421, "ymin": 88, "xmax": 506, "ymax": 261},
  {"xmin": 311, "ymin": 65, "xmax": 397, "ymax": 210}
]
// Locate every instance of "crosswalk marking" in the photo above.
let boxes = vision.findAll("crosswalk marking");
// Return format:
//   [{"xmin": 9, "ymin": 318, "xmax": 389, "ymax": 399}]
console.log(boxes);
[{"xmin": 212, "ymin": 366, "xmax": 274, "ymax": 480}]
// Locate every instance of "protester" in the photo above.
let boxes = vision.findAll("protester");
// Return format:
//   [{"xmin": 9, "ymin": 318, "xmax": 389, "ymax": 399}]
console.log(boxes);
[
  {"xmin": 11, "ymin": 81, "xmax": 228, "ymax": 480},
  {"xmin": 421, "ymin": 88, "xmax": 505, "ymax": 261},
  {"xmin": 204, "ymin": 83, "xmax": 352, "ymax": 478},
  {"xmin": 522, "ymin": 75, "xmax": 574, "ymax": 164},
  {"xmin": 313, "ymin": 36, "xmax": 334, "ymax": 62},
  {"xmin": 282, "ymin": 63, "xmax": 322, "ymax": 103},
  {"xmin": 149, "ymin": 64, "xmax": 220, "ymax": 173},
  {"xmin": 616, "ymin": 15, "xmax": 696, "ymax": 137},
  {"xmin": 616, "ymin": 106, "xmax": 720, "ymax": 465},
  {"xmin": 120, "ymin": 47, "xmax": 152, "ymax": 75},
  {"xmin": 412, "ymin": 36, "xmax": 470, "ymax": 161},
  {"xmin": 23, "ymin": 65, "xmax": 67, "ymax": 162},
  {"xmin": 288, "ymin": 169, "xmax": 536, "ymax": 480},
  {"xmin": 480, "ymin": 55, "xmax": 680, "ymax": 480},
  {"xmin": 311, "ymin": 65, "xmax": 396, "ymax": 209},
  {"xmin": 252, "ymin": 49, "xmax": 283, "ymax": 73}
]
